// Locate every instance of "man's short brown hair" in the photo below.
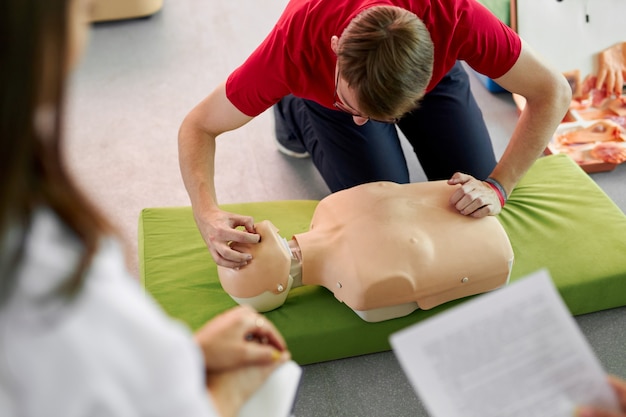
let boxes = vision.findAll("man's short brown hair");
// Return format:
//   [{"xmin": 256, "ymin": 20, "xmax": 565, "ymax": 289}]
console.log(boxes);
[{"xmin": 337, "ymin": 6, "xmax": 434, "ymax": 120}]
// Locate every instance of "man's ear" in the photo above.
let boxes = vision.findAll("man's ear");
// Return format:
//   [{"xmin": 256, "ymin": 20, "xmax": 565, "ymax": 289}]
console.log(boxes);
[{"xmin": 331, "ymin": 35, "xmax": 339, "ymax": 54}]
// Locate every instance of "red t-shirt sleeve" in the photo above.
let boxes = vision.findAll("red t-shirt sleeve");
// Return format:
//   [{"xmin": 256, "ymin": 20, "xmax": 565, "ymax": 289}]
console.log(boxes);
[
  {"xmin": 226, "ymin": 28, "xmax": 292, "ymax": 117},
  {"xmin": 225, "ymin": 0, "xmax": 337, "ymax": 117},
  {"xmin": 455, "ymin": 0, "xmax": 522, "ymax": 80}
]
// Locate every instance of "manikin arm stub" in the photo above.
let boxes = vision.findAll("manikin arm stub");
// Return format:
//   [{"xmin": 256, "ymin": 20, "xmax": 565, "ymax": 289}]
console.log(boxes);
[{"xmin": 216, "ymin": 220, "xmax": 302, "ymax": 312}]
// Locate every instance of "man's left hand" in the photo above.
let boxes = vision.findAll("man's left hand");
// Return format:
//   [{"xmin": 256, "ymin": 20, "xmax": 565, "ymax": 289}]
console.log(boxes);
[{"xmin": 447, "ymin": 172, "xmax": 502, "ymax": 217}]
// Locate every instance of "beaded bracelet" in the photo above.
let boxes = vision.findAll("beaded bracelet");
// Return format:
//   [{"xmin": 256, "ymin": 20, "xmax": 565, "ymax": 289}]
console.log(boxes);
[{"xmin": 484, "ymin": 177, "xmax": 507, "ymax": 207}]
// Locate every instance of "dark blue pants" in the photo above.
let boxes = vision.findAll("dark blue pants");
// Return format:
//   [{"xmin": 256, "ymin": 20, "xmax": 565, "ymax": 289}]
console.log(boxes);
[{"xmin": 273, "ymin": 61, "xmax": 496, "ymax": 192}]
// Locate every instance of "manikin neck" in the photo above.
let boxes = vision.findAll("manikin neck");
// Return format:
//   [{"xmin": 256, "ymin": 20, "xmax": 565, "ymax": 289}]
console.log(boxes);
[{"xmin": 287, "ymin": 239, "xmax": 304, "ymax": 288}]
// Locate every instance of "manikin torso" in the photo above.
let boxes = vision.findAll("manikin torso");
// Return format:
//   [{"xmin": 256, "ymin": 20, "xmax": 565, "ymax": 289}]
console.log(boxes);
[{"xmin": 218, "ymin": 181, "xmax": 514, "ymax": 322}]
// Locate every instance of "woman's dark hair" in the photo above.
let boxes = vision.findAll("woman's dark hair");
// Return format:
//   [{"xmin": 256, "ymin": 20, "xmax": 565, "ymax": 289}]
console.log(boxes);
[{"xmin": 0, "ymin": 0, "xmax": 110, "ymax": 293}]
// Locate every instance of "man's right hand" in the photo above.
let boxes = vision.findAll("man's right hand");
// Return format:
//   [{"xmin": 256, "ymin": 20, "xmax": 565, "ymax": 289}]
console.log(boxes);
[
  {"xmin": 194, "ymin": 207, "xmax": 261, "ymax": 268},
  {"xmin": 178, "ymin": 82, "xmax": 258, "ymax": 268}
]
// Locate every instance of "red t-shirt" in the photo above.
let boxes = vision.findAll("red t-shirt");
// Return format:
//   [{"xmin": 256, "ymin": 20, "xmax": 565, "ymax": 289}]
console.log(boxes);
[{"xmin": 226, "ymin": 0, "xmax": 521, "ymax": 117}]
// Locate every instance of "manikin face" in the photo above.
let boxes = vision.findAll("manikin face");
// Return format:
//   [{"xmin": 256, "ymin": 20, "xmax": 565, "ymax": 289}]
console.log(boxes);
[{"xmin": 217, "ymin": 221, "xmax": 293, "ymax": 312}]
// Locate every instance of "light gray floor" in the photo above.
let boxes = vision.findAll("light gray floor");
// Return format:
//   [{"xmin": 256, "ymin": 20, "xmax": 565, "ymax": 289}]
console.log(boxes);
[{"xmin": 66, "ymin": 1, "xmax": 626, "ymax": 416}]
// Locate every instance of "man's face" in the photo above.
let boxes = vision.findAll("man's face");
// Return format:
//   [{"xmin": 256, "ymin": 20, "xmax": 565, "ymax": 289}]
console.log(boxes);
[{"xmin": 333, "ymin": 63, "xmax": 400, "ymax": 125}]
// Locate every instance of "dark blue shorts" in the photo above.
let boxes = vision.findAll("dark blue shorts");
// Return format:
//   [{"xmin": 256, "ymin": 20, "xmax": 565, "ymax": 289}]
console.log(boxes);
[{"xmin": 274, "ymin": 61, "xmax": 496, "ymax": 192}]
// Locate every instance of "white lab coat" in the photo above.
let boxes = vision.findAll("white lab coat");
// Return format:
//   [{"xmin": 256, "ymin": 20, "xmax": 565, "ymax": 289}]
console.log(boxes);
[{"xmin": 0, "ymin": 209, "xmax": 217, "ymax": 417}]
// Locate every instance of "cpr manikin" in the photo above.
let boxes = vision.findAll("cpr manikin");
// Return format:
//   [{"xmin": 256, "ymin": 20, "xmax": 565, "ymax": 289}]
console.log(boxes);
[{"xmin": 218, "ymin": 181, "xmax": 514, "ymax": 322}]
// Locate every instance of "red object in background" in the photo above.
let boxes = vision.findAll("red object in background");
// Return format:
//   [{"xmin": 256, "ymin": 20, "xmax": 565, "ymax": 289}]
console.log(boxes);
[{"xmin": 514, "ymin": 92, "xmax": 626, "ymax": 173}]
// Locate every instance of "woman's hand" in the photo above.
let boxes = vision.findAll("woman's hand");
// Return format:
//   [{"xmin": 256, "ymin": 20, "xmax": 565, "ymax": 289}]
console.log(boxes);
[
  {"xmin": 194, "ymin": 305, "xmax": 288, "ymax": 372},
  {"xmin": 576, "ymin": 375, "xmax": 626, "ymax": 417},
  {"xmin": 206, "ymin": 359, "xmax": 289, "ymax": 417}
]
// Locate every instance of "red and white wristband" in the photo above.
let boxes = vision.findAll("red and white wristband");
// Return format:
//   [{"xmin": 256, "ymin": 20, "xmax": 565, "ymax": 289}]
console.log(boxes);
[{"xmin": 484, "ymin": 177, "xmax": 507, "ymax": 208}]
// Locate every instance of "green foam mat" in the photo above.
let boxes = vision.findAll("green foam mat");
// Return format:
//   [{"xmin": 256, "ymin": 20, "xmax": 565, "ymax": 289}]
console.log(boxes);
[{"xmin": 140, "ymin": 155, "xmax": 626, "ymax": 364}]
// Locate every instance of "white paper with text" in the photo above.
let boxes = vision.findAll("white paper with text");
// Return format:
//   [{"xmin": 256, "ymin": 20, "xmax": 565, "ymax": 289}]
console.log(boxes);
[{"xmin": 390, "ymin": 270, "xmax": 618, "ymax": 417}]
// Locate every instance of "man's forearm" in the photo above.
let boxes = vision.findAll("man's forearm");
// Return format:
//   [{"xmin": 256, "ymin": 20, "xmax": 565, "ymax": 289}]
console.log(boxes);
[
  {"xmin": 177, "ymin": 83, "xmax": 255, "ymax": 216},
  {"xmin": 178, "ymin": 117, "xmax": 220, "ymax": 214},
  {"xmin": 490, "ymin": 82, "xmax": 571, "ymax": 196}
]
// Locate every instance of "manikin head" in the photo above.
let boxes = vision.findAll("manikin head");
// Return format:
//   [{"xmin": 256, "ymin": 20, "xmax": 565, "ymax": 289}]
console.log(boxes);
[{"xmin": 217, "ymin": 221, "xmax": 296, "ymax": 312}]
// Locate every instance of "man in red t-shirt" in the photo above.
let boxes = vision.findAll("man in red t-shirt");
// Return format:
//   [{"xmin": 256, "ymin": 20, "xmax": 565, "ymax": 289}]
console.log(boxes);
[{"xmin": 179, "ymin": 0, "xmax": 571, "ymax": 268}]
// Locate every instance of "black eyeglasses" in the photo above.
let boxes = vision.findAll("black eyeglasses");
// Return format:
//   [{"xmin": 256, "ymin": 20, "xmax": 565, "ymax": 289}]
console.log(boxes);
[{"xmin": 332, "ymin": 70, "xmax": 399, "ymax": 124}]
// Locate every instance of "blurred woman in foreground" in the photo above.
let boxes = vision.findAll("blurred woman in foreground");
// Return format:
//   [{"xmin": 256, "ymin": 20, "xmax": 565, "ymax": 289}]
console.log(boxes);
[{"xmin": 0, "ymin": 1, "xmax": 289, "ymax": 416}]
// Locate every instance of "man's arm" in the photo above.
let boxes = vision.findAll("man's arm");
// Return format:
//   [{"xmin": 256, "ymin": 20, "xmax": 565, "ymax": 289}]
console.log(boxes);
[
  {"xmin": 492, "ymin": 39, "xmax": 572, "ymax": 194},
  {"xmin": 178, "ymin": 82, "xmax": 260, "ymax": 267},
  {"xmin": 449, "ymin": 40, "xmax": 572, "ymax": 217}
]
